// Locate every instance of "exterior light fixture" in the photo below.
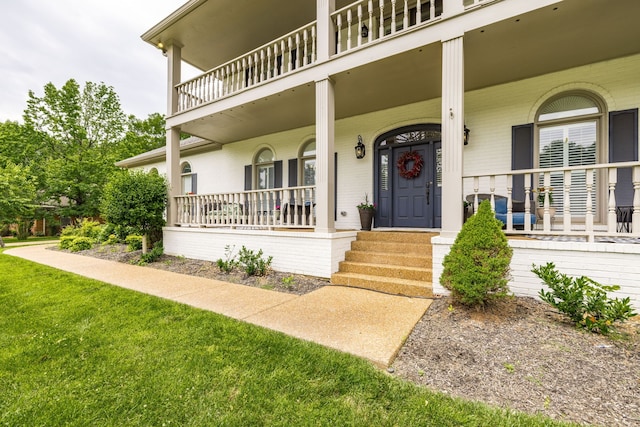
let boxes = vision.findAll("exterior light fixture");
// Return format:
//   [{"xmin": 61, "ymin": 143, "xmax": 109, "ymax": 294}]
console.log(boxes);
[
  {"xmin": 464, "ymin": 125, "xmax": 470, "ymax": 145},
  {"xmin": 361, "ymin": 24, "xmax": 369, "ymax": 38},
  {"xmin": 355, "ymin": 135, "xmax": 366, "ymax": 159}
]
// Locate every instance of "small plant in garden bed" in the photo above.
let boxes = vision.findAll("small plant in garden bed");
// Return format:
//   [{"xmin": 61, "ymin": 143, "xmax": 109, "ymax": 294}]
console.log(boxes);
[
  {"xmin": 138, "ymin": 242, "xmax": 164, "ymax": 265},
  {"xmin": 532, "ymin": 262, "xmax": 637, "ymax": 334},
  {"xmin": 238, "ymin": 246, "xmax": 272, "ymax": 277},
  {"xmin": 216, "ymin": 245, "xmax": 237, "ymax": 273}
]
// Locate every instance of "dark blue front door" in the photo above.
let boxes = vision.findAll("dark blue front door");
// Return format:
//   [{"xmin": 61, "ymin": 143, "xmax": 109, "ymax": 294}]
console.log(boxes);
[
  {"xmin": 392, "ymin": 143, "xmax": 441, "ymax": 227},
  {"xmin": 375, "ymin": 125, "xmax": 441, "ymax": 228}
]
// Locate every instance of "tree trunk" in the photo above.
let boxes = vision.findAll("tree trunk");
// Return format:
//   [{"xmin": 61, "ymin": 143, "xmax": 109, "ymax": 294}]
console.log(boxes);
[
  {"xmin": 0, "ymin": 236, "xmax": 4, "ymax": 248},
  {"xmin": 142, "ymin": 234, "xmax": 148, "ymax": 254}
]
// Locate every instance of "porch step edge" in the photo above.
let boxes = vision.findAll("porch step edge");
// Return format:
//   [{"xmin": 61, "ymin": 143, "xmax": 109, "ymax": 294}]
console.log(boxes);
[
  {"xmin": 345, "ymin": 250, "xmax": 431, "ymax": 268},
  {"xmin": 338, "ymin": 261, "xmax": 432, "ymax": 282},
  {"xmin": 351, "ymin": 240, "xmax": 432, "ymax": 255},
  {"xmin": 330, "ymin": 272, "xmax": 432, "ymax": 298}
]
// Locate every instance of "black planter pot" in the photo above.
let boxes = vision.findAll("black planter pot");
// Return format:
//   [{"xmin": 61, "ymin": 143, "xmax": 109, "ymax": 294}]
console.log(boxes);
[{"xmin": 358, "ymin": 208, "xmax": 374, "ymax": 231}]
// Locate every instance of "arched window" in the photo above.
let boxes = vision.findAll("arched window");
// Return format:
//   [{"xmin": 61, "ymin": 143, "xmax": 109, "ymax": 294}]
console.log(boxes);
[
  {"xmin": 299, "ymin": 140, "xmax": 316, "ymax": 187},
  {"xmin": 536, "ymin": 93, "xmax": 604, "ymax": 217},
  {"xmin": 254, "ymin": 148, "xmax": 275, "ymax": 189},
  {"xmin": 181, "ymin": 162, "xmax": 196, "ymax": 194}
]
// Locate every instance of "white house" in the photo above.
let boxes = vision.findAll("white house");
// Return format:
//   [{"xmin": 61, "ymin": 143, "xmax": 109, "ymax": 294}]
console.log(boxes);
[{"xmin": 117, "ymin": 0, "xmax": 640, "ymax": 309}]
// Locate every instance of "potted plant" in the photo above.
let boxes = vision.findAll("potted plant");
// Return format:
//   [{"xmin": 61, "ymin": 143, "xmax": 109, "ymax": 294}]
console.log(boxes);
[
  {"xmin": 356, "ymin": 194, "xmax": 376, "ymax": 231},
  {"xmin": 535, "ymin": 187, "xmax": 555, "ymax": 219}
]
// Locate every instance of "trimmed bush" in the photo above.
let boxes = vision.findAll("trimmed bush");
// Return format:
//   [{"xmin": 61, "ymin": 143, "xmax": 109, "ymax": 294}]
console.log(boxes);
[
  {"xmin": 59, "ymin": 235, "xmax": 76, "ymax": 250},
  {"xmin": 125, "ymin": 235, "xmax": 143, "ymax": 252},
  {"xmin": 532, "ymin": 262, "xmax": 637, "ymax": 334},
  {"xmin": 139, "ymin": 242, "xmax": 164, "ymax": 265},
  {"xmin": 68, "ymin": 236, "xmax": 94, "ymax": 252},
  {"xmin": 440, "ymin": 200, "xmax": 513, "ymax": 307}
]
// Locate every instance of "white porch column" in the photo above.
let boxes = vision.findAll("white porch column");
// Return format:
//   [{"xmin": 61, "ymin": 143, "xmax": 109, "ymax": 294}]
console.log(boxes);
[
  {"xmin": 165, "ymin": 41, "xmax": 182, "ymax": 226},
  {"xmin": 316, "ymin": 0, "xmax": 336, "ymax": 61},
  {"xmin": 315, "ymin": 77, "xmax": 336, "ymax": 233},
  {"xmin": 440, "ymin": 36, "xmax": 465, "ymax": 237},
  {"xmin": 166, "ymin": 40, "xmax": 182, "ymax": 115}
]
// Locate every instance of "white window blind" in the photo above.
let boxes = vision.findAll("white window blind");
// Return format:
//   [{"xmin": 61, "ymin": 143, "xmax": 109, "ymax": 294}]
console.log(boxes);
[{"xmin": 539, "ymin": 121, "xmax": 597, "ymax": 216}]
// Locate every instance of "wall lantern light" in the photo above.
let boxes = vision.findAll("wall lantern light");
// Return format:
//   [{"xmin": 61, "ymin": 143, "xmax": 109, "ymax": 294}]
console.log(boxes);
[
  {"xmin": 361, "ymin": 24, "xmax": 369, "ymax": 38},
  {"xmin": 355, "ymin": 135, "xmax": 366, "ymax": 159},
  {"xmin": 464, "ymin": 125, "xmax": 470, "ymax": 145}
]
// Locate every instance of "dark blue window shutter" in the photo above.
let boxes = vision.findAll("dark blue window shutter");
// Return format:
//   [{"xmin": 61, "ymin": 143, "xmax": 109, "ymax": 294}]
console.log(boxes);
[
  {"xmin": 274, "ymin": 160, "xmax": 283, "ymax": 188},
  {"xmin": 288, "ymin": 158, "xmax": 298, "ymax": 187},
  {"xmin": 511, "ymin": 123, "xmax": 534, "ymax": 202},
  {"xmin": 244, "ymin": 165, "xmax": 252, "ymax": 191},
  {"xmin": 609, "ymin": 109, "xmax": 638, "ymax": 206}
]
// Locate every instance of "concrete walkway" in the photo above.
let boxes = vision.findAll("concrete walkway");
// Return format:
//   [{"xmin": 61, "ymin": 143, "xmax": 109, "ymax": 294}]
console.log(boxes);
[{"xmin": 5, "ymin": 245, "xmax": 431, "ymax": 367}]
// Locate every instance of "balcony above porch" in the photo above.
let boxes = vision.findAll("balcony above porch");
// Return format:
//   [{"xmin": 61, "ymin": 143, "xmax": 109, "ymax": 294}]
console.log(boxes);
[{"xmin": 144, "ymin": 0, "xmax": 640, "ymax": 145}]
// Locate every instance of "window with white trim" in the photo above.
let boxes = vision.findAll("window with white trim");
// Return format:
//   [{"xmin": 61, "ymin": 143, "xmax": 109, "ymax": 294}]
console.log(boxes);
[
  {"xmin": 181, "ymin": 162, "xmax": 196, "ymax": 194},
  {"xmin": 255, "ymin": 148, "xmax": 275, "ymax": 190},
  {"xmin": 536, "ymin": 94, "xmax": 602, "ymax": 217},
  {"xmin": 299, "ymin": 140, "xmax": 316, "ymax": 187}
]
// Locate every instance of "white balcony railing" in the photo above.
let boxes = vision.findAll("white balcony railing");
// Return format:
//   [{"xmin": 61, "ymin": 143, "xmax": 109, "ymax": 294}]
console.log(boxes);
[
  {"xmin": 175, "ymin": 22, "xmax": 317, "ymax": 112},
  {"xmin": 464, "ymin": 162, "xmax": 640, "ymax": 239},
  {"xmin": 175, "ymin": 186, "xmax": 316, "ymax": 229},
  {"xmin": 332, "ymin": 0, "xmax": 443, "ymax": 54}
]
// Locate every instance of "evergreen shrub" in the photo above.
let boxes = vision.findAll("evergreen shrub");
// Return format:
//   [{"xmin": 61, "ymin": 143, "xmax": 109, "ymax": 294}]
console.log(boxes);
[{"xmin": 440, "ymin": 200, "xmax": 513, "ymax": 307}]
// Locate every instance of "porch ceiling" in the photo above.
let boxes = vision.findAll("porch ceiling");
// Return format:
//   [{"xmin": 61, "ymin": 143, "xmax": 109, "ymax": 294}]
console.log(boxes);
[{"xmin": 464, "ymin": 0, "xmax": 640, "ymax": 92}]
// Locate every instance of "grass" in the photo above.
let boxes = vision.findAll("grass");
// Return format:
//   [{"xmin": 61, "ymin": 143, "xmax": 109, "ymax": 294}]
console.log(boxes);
[{"xmin": 0, "ymin": 253, "xmax": 578, "ymax": 426}]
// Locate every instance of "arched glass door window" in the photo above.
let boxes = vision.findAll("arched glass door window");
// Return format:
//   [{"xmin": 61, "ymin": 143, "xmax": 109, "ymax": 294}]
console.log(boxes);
[
  {"xmin": 299, "ymin": 140, "xmax": 316, "ymax": 187},
  {"xmin": 536, "ymin": 93, "xmax": 603, "ymax": 217},
  {"xmin": 255, "ymin": 148, "xmax": 275, "ymax": 190}
]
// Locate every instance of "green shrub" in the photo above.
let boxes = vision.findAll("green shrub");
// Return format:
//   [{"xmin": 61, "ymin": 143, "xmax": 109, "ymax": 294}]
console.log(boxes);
[
  {"xmin": 96, "ymin": 223, "xmax": 116, "ymax": 243},
  {"xmin": 125, "ymin": 235, "xmax": 143, "ymax": 251},
  {"xmin": 440, "ymin": 200, "xmax": 513, "ymax": 307},
  {"xmin": 238, "ymin": 246, "xmax": 273, "ymax": 277},
  {"xmin": 76, "ymin": 219, "xmax": 102, "ymax": 239},
  {"xmin": 216, "ymin": 245, "xmax": 237, "ymax": 273},
  {"xmin": 68, "ymin": 236, "xmax": 94, "ymax": 252},
  {"xmin": 59, "ymin": 235, "xmax": 76, "ymax": 249},
  {"xmin": 532, "ymin": 262, "xmax": 637, "ymax": 334},
  {"xmin": 102, "ymin": 234, "xmax": 119, "ymax": 245},
  {"xmin": 139, "ymin": 242, "xmax": 164, "ymax": 265}
]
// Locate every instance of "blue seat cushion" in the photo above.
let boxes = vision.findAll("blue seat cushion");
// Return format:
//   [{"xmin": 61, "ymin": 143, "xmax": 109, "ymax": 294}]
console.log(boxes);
[
  {"xmin": 493, "ymin": 198, "xmax": 536, "ymax": 226},
  {"xmin": 495, "ymin": 212, "xmax": 536, "ymax": 226}
]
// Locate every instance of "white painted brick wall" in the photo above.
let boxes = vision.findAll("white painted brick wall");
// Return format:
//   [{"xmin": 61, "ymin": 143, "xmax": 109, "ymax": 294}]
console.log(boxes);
[
  {"xmin": 433, "ymin": 237, "xmax": 640, "ymax": 310},
  {"xmin": 163, "ymin": 227, "xmax": 357, "ymax": 278}
]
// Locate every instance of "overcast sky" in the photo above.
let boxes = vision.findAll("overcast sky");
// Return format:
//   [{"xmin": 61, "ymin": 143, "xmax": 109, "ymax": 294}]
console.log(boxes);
[{"xmin": 0, "ymin": 0, "xmax": 197, "ymax": 123}]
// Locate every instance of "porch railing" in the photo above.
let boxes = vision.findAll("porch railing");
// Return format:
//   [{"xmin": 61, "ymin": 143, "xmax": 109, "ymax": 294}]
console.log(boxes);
[
  {"xmin": 175, "ymin": 22, "xmax": 317, "ymax": 112},
  {"xmin": 174, "ymin": 186, "xmax": 316, "ymax": 229},
  {"xmin": 331, "ymin": 0, "xmax": 443, "ymax": 54},
  {"xmin": 463, "ymin": 162, "xmax": 640, "ymax": 239}
]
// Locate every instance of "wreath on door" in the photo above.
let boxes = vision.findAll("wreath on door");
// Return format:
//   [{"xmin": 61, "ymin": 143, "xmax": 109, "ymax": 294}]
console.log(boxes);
[{"xmin": 397, "ymin": 150, "xmax": 424, "ymax": 179}]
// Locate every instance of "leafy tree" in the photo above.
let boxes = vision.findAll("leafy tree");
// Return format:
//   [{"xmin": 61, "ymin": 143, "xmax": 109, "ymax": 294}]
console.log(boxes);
[
  {"xmin": 0, "ymin": 163, "xmax": 37, "ymax": 246},
  {"xmin": 440, "ymin": 200, "xmax": 513, "ymax": 307},
  {"xmin": 23, "ymin": 79, "xmax": 126, "ymax": 219},
  {"xmin": 101, "ymin": 170, "xmax": 168, "ymax": 253},
  {"xmin": 116, "ymin": 113, "xmax": 166, "ymax": 160}
]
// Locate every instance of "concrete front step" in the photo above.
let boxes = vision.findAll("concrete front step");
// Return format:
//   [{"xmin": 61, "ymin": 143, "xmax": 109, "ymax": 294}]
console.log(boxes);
[
  {"xmin": 330, "ymin": 272, "xmax": 432, "ymax": 298},
  {"xmin": 344, "ymin": 250, "xmax": 430, "ymax": 268},
  {"xmin": 338, "ymin": 261, "xmax": 432, "ymax": 282},
  {"xmin": 350, "ymin": 240, "xmax": 432, "ymax": 255},
  {"xmin": 355, "ymin": 231, "xmax": 436, "ymax": 244}
]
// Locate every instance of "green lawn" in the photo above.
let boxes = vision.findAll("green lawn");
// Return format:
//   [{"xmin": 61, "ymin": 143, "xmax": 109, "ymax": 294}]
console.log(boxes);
[{"xmin": 0, "ymin": 253, "xmax": 577, "ymax": 426}]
